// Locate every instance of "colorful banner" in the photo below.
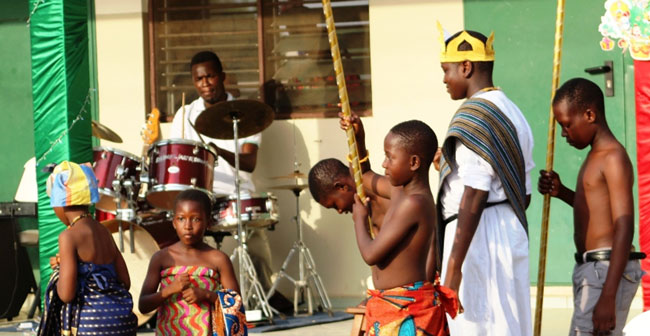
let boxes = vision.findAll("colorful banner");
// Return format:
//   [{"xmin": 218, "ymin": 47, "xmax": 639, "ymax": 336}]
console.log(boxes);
[
  {"xmin": 599, "ymin": 0, "xmax": 650, "ymax": 60},
  {"xmin": 29, "ymin": 0, "xmax": 95, "ymax": 296}
]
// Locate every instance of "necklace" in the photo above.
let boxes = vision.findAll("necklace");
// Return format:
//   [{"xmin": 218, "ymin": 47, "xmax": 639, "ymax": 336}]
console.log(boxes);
[
  {"xmin": 477, "ymin": 86, "xmax": 499, "ymax": 93},
  {"xmin": 69, "ymin": 213, "xmax": 91, "ymax": 227}
]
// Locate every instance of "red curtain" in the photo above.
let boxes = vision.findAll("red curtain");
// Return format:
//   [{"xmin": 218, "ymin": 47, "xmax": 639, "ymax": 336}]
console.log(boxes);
[{"xmin": 636, "ymin": 60, "xmax": 650, "ymax": 311}]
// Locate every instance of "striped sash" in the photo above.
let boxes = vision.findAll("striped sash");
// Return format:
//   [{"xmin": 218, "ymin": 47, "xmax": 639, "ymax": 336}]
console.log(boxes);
[{"xmin": 438, "ymin": 97, "xmax": 528, "ymax": 233}]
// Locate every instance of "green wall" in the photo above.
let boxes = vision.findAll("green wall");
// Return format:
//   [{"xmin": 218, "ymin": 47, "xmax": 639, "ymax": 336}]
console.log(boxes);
[
  {"xmin": 0, "ymin": 1, "xmax": 36, "ymax": 203},
  {"xmin": 464, "ymin": 0, "xmax": 637, "ymax": 284},
  {"xmin": 0, "ymin": 1, "xmax": 40, "ymax": 282}
]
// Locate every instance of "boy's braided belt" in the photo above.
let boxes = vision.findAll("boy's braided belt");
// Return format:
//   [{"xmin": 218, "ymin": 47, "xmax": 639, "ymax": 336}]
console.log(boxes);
[{"xmin": 574, "ymin": 250, "xmax": 647, "ymax": 264}]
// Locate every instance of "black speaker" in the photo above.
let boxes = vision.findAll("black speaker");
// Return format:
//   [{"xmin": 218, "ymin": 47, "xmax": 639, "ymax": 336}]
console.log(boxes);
[{"xmin": 0, "ymin": 210, "xmax": 37, "ymax": 320}]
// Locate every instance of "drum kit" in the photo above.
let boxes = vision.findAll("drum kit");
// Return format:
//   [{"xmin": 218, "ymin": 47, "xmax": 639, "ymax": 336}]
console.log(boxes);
[{"xmin": 91, "ymin": 99, "xmax": 331, "ymax": 325}]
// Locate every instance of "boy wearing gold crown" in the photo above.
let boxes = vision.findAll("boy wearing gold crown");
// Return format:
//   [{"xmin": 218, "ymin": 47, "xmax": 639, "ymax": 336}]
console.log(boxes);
[{"xmin": 437, "ymin": 26, "xmax": 535, "ymax": 336}]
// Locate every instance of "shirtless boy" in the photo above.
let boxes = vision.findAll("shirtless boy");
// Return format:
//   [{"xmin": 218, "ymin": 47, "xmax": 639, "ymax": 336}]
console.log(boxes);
[
  {"xmin": 308, "ymin": 157, "xmax": 391, "ymax": 232},
  {"xmin": 309, "ymin": 111, "xmax": 395, "ymax": 233},
  {"xmin": 351, "ymin": 120, "xmax": 457, "ymax": 335},
  {"xmin": 539, "ymin": 78, "xmax": 644, "ymax": 336}
]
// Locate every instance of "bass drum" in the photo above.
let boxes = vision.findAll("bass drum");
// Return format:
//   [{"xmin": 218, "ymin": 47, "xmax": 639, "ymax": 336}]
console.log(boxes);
[
  {"xmin": 138, "ymin": 211, "xmax": 179, "ymax": 249},
  {"xmin": 102, "ymin": 220, "xmax": 159, "ymax": 327}
]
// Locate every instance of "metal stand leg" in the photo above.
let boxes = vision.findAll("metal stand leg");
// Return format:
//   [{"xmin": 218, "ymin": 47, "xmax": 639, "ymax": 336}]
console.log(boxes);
[
  {"xmin": 236, "ymin": 244, "xmax": 279, "ymax": 318},
  {"xmin": 266, "ymin": 188, "xmax": 332, "ymax": 315},
  {"xmin": 229, "ymin": 113, "xmax": 275, "ymax": 321}
]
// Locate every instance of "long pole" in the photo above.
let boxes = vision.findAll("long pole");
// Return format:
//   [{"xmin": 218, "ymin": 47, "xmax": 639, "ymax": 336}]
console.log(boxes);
[
  {"xmin": 321, "ymin": 0, "xmax": 374, "ymax": 238},
  {"xmin": 534, "ymin": 1, "xmax": 565, "ymax": 335}
]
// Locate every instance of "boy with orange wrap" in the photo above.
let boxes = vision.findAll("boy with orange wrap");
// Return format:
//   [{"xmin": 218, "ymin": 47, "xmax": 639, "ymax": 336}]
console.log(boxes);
[{"xmin": 343, "ymin": 118, "xmax": 458, "ymax": 335}]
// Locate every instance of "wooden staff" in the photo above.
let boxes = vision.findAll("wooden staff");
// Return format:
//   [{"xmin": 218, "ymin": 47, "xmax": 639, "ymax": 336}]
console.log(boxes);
[
  {"xmin": 321, "ymin": 0, "xmax": 374, "ymax": 238},
  {"xmin": 534, "ymin": 1, "xmax": 566, "ymax": 335}
]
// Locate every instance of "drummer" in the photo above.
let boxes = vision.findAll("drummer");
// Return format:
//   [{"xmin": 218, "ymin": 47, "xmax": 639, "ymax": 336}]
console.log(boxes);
[{"xmin": 168, "ymin": 51, "xmax": 286, "ymax": 310}]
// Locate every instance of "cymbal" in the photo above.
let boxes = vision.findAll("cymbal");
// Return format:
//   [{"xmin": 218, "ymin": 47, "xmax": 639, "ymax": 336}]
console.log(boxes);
[
  {"xmin": 194, "ymin": 100, "xmax": 274, "ymax": 139},
  {"xmin": 271, "ymin": 184, "xmax": 309, "ymax": 191},
  {"xmin": 91, "ymin": 120, "xmax": 123, "ymax": 143},
  {"xmin": 270, "ymin": 170, "xmax": 306, "ymax": 180}
]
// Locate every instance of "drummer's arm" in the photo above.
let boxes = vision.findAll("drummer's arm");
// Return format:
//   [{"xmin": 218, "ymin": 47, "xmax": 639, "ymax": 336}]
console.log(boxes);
[{"xmin": 209, "ymin": 143, "xmax": 258, "ymax": 173}]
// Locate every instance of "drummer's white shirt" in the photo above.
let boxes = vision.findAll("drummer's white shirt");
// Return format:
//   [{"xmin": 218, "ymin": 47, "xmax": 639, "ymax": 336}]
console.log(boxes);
[{"xmin": 169, "ymin": 94, "xmax": 260, "ymax": 196}]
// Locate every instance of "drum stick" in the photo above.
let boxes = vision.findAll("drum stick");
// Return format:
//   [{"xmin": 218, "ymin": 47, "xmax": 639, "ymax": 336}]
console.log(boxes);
[
  {"xmin": 181, "ymin": 92, "xmax": 186, "ymax": 138},
  {"xmin": 188, "ymin": 121, "xmax": 218, "ymax": 166},
  {"xmin": 188, "ymin": 120, "xmax": 207, "ymax": 145}
]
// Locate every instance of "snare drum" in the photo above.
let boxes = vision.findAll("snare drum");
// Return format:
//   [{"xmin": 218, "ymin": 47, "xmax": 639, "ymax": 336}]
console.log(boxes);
[
  {"xmin": 147, "ymin": 139, "xmax": 217, "ymax": 210},
  {"xmin": 93, "ymin": 147, "xmax": 141, "ymax": 212},
  {"xmin": 212, "ymin": 192, "xmax": 279, "ymax": 231}
]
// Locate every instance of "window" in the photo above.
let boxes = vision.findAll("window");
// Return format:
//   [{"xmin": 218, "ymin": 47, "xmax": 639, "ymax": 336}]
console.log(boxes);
[{"xmin": 149, "ymin": 0, "xmax": 371, "ymax": 121}]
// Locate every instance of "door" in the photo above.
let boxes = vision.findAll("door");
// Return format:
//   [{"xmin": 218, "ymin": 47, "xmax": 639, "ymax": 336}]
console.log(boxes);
[{"xmin": 464, "ymin": 0, "xmax": 637, "ymax": 284}]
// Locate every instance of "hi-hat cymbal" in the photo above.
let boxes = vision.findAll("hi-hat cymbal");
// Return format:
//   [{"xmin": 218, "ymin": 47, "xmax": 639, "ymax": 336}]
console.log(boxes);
[
  {"xmin": 270, "ymin": 170, "xmax": 306, "ymax": 180},
  {"xmin": 91, "ymin": 120, "xmax": 123, "ymax": 143},
  {"xmin": 194, "ymin": 100, "xmax": 274, "ymax": 139},
  {"xmin": 271, "ymin": 184, "xmax": 309, "ymax": 191}
]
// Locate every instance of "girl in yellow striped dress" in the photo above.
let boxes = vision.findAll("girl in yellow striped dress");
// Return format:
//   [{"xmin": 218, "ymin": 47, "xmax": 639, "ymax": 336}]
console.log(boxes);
[{"xmin": 139, "ymin": 189, "xmax": 246, "ymax": 335}]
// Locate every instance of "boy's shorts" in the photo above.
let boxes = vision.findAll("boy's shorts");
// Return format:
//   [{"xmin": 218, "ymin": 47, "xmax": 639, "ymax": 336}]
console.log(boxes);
[
  {"xmin": 569, "ymin": 259, "xmax": 643, "ymax": 336},
  {"xmin": 365, "ymin": 280, "xmax": 458, "ymax": 336}
]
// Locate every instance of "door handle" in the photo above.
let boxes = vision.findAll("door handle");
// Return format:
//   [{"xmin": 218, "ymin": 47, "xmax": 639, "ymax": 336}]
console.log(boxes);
[
  {"xmin": 584, "ymin": 65, "xmax": 611, "ymax": 74},
  {"xmin": 584, "ymin": 60, "xmax": 614, "ymax": 97}
]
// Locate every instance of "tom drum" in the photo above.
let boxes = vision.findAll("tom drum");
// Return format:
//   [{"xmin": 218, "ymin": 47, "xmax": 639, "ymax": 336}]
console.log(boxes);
[
  {"xmin": 147, "ymin": 139, "xmax": 216, "ymax": 210},
  {"xmin": 212, "ymin": 192, "xmax": 279, "ymax": 232},
  {"xmin": 93, "ymin": 147, "xmax": 141, "ymax": 212}
]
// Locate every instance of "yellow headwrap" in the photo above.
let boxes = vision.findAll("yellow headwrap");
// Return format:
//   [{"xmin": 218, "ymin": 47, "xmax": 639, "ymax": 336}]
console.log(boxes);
[{"xmin": 47, "ymin": 161, "xmax": 99, "ymax": 207}]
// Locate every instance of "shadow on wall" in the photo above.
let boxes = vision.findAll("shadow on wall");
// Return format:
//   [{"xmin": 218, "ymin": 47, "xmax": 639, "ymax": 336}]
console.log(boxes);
[
  {"xmin": 311, "ymin": 117, "xmax": 374, "ymax": 298},
  {"xmin": 251, "ymin": 119, "xmax": 314, "ymax": 298},
  {"xmin": 252, "ymin": 117, "xmax": 371, "ymax": 299}
]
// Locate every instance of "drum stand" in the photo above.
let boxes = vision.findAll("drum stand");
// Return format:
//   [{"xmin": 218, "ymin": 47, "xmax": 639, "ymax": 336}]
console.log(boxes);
[
  {"xmin": 266, "ymin": 186, "xmax": 333, "ymax": 316},
  {"xmin": 228, "ymin": 112, "xmax": 275, "ymax": 321},
  {"xmin": 111, "ymin": 165, "xmax": 138, "ymax": 253}
]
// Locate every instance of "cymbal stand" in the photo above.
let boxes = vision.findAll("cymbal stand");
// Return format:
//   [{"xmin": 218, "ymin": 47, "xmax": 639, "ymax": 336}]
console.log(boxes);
[
  {"xmin": 112, "ymin": 164, "xmax": 135, "ymax": 253},
  {"xmin": 266, "ymin": 183, "xmax": 333, "ymax": 316},
  {"xmin": 229, "ymin": 111, "xmax": 274, "ymax": 321},
  {"xmin": 123, "ymin": 176, "xmax": 140, "ymax": 250}
]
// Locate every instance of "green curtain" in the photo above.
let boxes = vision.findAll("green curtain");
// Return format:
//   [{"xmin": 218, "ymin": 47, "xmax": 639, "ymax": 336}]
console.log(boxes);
[{"xmin": 29, "ymin": 0, "xmax": 96, "ymax": 295}]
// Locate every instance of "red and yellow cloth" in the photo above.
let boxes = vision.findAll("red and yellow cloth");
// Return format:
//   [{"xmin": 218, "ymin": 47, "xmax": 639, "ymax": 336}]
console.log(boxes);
[
  {"xmin": 157, "ymin": 266, "xmax": 220, "ymax": 335},
  {"xmin": 365, "ymin": 279, "xmax": 458, "ymax": 336},
  {"xmin": 156, "ymin": 266, "xmax": 247, "ymax": 336}
]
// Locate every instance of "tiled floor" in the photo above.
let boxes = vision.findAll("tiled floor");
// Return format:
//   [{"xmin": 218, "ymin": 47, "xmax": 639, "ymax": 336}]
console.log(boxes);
[
  {"xmin": 0, "ymin": 288, "xmax": 645, "ymax": 335},
  {"xmin": 2, "ymin": 308, "xmax": 645, "ymax": 336},
  {"xmin": 251, "ymin": 319, "xmax": 353, "ymax": 336}
]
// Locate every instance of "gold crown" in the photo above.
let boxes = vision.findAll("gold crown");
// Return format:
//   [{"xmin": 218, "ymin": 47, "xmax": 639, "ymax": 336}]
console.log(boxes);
[{"xmin": 438, "ymin": 22, "xmax": 495, "ymax": 63}]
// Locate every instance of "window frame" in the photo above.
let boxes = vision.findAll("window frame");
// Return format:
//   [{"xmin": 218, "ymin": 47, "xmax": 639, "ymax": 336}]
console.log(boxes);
[{"xmin": 146, "ymin": 0, "xmax": 371, "ymax": 121}]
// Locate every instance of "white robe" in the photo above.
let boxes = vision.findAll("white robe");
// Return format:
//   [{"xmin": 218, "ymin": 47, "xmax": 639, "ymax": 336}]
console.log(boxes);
[{"xmin": 440, "ymin": 90, "xmax": 534, "ymax": 336}]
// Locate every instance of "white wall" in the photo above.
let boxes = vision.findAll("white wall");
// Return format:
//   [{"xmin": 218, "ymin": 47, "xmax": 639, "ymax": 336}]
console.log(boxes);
[
  {"xmin": 94, "ymin": 0, "xmax": 464, "ymax": 299},
  {"xmin": 95, "ymin": 0, "xmax": 147, "ymax": 155}
]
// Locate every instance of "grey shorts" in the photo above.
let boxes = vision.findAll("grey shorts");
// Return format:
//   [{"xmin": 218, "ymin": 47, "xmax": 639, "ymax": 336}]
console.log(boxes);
[{"xmin": 569, "ymin": 259, "xmax": 644, "ymax": 336}]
